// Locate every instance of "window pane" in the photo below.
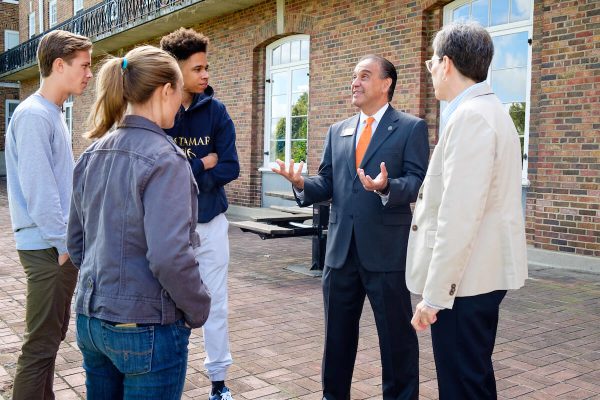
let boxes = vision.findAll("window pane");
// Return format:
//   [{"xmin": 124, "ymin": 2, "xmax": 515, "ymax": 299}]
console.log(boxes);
[
  {"xmin": 272, "ymin": 46, "xmax": 281, "ymax": 66},
  {"xmin": 281, "ymin": 42, "xmax": 291, "ymax": 64},
  {"xmin": 292, "ymin": 68, "xmax": 309, "ymax": 93},
  {"xmin": 64, "ymin": 106, "xmax": 73, "ymax": 135},
  {"xmin": 292, "ymin": 117, "xmax": 308, "ymax": 139},
  {"xmin": 471, "ymin": 0, "xmax": 489, "ymax": 26},
  {"xmin": 290, "ymin": 140, "xmax": 307, "ymax": 162},
  {"xmin": 492, "ymin": 32, "xmax": 528, "ymax": 69},
  {"xmin": 271, "ymin": 118, "xmax": 286, "ymax": 140},
  {"xmin": 491, "ymin": 0, "xmax": 509, "ymax": 26},
  {"xmin": 8, "ymin": 102, "xmax": 18, "ymax": 115},
  {"xmin": 270, "ymin": 140, "xmax": 286, "ymax": 163},
  {"xmin": 507, "ymin": 102, "xmax": 526, "ymax": 135},
  {"xmin": 491, "ymin": 67, "xmax": 527, "ymax": 103},
  {"xmin": 511, "ymin": 0, "xmax": 530, "ymax": 22},
  {"xmin": 271, "ymin": 95, "xmax": 288, "ymax": 118},
  {"xmin": 301, "ymin": 40, "xmax": 309, "ymax": 61},
  {"xmin": 291, "ymin": 41, "xmax": 301, "ymax": 62},
  {"xmin": 6, "ymin": 31, "xmax": 19, "ymax": 50},
  {"xmin": 74, "ymin": 0, "xmax": 84, "ymax": 13},
  {"xmin": 29, "ymin": 13, "xmax": 35, "ymax": 38},
  {"xmin": 452, "ymin": 4, "xmax": 470, "ymax": 22},
  {"xmin": 271, "ymin": 71, "xmax": 289, "ymax": 95},
  {"xmin": 507, "ymin": 102, "xmax": 526, "ymax": 158},
  {"xmin": 291, "ymin": 92, "xmax": 308, "ymax": 117}
]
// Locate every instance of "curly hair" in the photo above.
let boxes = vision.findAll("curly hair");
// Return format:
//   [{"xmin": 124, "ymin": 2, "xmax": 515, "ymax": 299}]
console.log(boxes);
[{"xmin": 160, "ymin": 28, "xmax": 209, "ymax": 61}]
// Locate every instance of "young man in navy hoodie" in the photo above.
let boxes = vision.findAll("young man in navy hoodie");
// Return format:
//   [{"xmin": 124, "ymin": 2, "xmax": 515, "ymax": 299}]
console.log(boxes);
[{"xmin": 161, "ymin": 28, "xmax": 240, "ymax": 400}]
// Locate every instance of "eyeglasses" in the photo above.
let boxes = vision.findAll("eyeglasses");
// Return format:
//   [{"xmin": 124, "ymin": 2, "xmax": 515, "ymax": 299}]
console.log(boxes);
[{"xmin": 425, "ymin": 56, "xmax": 443, "ymax": 73}]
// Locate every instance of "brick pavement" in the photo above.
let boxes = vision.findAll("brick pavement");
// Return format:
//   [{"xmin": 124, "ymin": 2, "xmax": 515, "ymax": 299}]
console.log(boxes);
[{"xmin": 0, "ymin": 178, "xmax": 598, "ymax": 399}]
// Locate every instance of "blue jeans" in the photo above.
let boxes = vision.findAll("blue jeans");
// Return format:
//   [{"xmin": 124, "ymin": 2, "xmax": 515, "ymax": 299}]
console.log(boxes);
[{"xmin": 76, "ymin": 314, "xmax": 191, "ymax": 399}]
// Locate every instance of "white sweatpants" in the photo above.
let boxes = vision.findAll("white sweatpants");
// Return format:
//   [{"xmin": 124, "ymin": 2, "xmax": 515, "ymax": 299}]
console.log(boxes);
[{"xmin": 194, "ymin": 213, "xmax": 232, "ymax": 381}]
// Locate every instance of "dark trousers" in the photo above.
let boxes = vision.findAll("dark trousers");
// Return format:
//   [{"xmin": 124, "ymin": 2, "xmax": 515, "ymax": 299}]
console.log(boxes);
[
  {"xmin": 431, "ymin": 290, "xmax": 507, "ymax": 400},
  {"xmin": 12, "ymin": 248, "xmax": 79, "ymax": 400},
  {"xmin": 321, "ymin": 239, "xmax": 418, "ymax": 400}
]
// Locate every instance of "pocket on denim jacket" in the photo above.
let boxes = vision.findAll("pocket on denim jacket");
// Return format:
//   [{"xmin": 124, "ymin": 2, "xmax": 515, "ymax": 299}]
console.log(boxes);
[{"xmin": 101, "ymin": 322, "xmax": 154, "ymax": 375}]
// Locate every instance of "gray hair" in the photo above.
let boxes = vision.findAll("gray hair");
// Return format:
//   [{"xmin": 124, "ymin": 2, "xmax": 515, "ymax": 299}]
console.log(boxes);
[{"xmin": 432, "ymin": 21, "xmax": 494, "ymax": 82}]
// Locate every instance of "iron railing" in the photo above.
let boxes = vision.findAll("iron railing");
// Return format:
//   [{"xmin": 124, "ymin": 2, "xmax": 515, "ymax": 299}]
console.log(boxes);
[{"xmin": 1, "ymin": 0, "xmax": 201, "ymax": 76}]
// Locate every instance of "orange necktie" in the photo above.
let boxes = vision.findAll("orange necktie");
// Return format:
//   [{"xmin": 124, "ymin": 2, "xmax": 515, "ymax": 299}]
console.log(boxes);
[{"xmin": 356, "ymin": 116, "xmax": 375, "ymax": 168}]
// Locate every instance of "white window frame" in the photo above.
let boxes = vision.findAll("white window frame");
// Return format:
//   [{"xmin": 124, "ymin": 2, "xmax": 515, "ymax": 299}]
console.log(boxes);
[
  {"xmin": 3, "ymin": 0, "xmax": 20, "ymax": 5},
  {"xmin": 28, "ymin": 12, "xmax": 35, "ymax": 38},
  {"xmin": 262, "ymin": 35, "xmax": 310, "ymax": 172},
  {"xmin": 38, "ymin": 0, "xmax": 44, "ymax": 33},
  {"xmin": 6, "ymin": 99, "xmax": 20, "ymax": 132},
  {"xmin": 49, "ymin": 0, "xmax": 57, "ymax": 27},
  {"xmin": 63, "ymin": 95, "xmax": 73, "ymax": 137},
  {"xmin": 4, "ymin": 30, "xmax": 19, "ymax": 51},
  {"xmin": 443, "ymin": 0, "xmax": 533, "ymax": 186},
  {"xmin": 74, "ymin": 0, "xmax": 83, "ymax": 13}
]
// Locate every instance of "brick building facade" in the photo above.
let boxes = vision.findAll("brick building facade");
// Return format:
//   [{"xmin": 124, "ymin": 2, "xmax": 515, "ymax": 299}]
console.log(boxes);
[
  {"xmin": 0, "ymin": 0, "xmax": 20, "ymax": 174},
  {"xmin": 1, "ymin": 0, "xmax": 598, "ymax": 257}
]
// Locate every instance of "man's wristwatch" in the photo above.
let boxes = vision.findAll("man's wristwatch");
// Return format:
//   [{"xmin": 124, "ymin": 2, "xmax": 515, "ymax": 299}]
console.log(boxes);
[{"xmin": 374, "ymin": 181, "xmax": 390, "ymax": 196}]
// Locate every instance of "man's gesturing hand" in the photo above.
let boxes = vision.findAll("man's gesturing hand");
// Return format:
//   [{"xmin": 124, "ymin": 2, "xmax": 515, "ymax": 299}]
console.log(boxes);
[
  {"xmin": 271, "ymin": 159, "xmax": 305, "ymax": 190},
  {"xmin": 357, "ymin": 162, "xmax": 389, "ymax": 192}
]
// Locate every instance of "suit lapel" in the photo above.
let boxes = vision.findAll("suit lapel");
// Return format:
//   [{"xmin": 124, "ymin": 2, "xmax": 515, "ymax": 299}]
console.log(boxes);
[
  {"xmin": 343, "ymin": 114, "xmax": 360, "ymax": 178},
  {"xmin": 359, "ymin": 106, "xmax": 398, "ymax": 169}
]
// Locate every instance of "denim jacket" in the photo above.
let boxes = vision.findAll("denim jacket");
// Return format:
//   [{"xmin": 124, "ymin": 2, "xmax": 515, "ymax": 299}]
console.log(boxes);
[{"xmin": 67, "ymin": 115, "xmax": 211, "ymax": 328}]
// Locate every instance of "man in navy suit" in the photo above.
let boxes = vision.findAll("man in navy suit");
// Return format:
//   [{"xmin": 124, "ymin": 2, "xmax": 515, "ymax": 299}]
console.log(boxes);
[{"xmin": 272, "ymin": 55, "xmax": 429, "ymax": 400}]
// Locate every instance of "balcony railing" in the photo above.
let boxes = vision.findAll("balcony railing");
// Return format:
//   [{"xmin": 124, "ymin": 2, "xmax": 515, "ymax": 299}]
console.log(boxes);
[{"xmin": 1, "ymin": 0, "xmax": 202, "ymax": 76}]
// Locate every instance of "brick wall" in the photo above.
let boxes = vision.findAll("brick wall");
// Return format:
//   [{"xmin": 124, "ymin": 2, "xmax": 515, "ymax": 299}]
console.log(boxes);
[
  {"xmin": 526, "ymin": 0, "xmax": 600, "ymax": 256},
  {"xmin": 0, "ymin": 1, "xmax": 19, "ymax": 51},
  {"xmin": 1, "ymin": 0, "xmax": 20, "ymax": 151},
  {"xmin": 0, "ymin": 86, "xmax": 19, "ymax": 150},
  {"xmin": 179, "ymin": 0, "xmax": 438, "ymax": 207},
  {"xmin": 11, "ymin": 0, "xmax": 599, "ymax": 255}
]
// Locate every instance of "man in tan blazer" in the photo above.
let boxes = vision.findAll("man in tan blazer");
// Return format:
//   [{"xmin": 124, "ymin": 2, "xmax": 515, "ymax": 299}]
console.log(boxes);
[{"xmin": 406, "ymin": 22, "xmax": 528, "ymax": 399}]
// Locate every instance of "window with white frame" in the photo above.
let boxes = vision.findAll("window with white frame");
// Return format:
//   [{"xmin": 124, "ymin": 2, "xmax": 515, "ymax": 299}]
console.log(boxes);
[
  {"xmin": 443, "ymin": 0, "xmax": 533, "ymax": 185},
  {"xmin": 38, "ymin": 0, "xmax": 43, "ymax": 33},
  {"xmin": 28, "ymin": 12, "xmax": 35, "ymax": 38},
  {"xmin": 4, "ymin": 30, "xmax": 19, "ymax": 51},
  {"xmin": 6, "ymin": 100, "xmax": 19, "ymax": 132},
  {"xmin": 74, "ymin": 0, "xmax": 83, "ymax": 13},
  {"xmin": 49, "ymin": 0, "xmax": 57, "ymax": 27},
  {"xmin": 63, "ymin": 95, "xmax": 73, "ymax": 137},
  {"xmin": 264, "ymin": 35, "xmax": 310, "ymax": 169},
  {"xmin": 3, "ymin": 0, "xmax": 20, "ymax": 5}
]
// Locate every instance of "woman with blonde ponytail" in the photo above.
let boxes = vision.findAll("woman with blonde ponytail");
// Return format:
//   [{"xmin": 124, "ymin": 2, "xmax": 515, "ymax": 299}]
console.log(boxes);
[{"xmin": 67, "ymin": 45, "xmax": 211, "ymax": 399}]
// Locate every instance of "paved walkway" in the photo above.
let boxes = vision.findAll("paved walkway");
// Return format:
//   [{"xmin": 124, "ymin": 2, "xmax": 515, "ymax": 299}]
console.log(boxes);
[{"xmin": 0, "ymin": 181, "xmax": 598, "ymax": 399}]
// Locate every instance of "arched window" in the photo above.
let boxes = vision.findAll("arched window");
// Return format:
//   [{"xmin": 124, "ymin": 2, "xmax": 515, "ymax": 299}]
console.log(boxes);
[
  {"xmin": 443, "ymin": 0, "xmax": 533, "ymax": 185},
  {"xmin": 263, "ymin": 35, "xmax": 310, "ymax": 170}
]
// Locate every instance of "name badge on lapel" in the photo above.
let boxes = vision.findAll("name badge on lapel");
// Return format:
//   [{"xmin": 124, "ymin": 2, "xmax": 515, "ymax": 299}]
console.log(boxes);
[{"xmin": 341, "ymin": 128, "xmax": 354, "ymax": 137}]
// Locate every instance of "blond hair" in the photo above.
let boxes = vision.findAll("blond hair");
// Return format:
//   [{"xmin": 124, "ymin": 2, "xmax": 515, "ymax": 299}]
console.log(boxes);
[
  {"xmin": 86, "ymin": 45, "xmax": 181, "ymax": 139},
  {"xmin": 37, "ymin": 30, "xmax": 92, "ymax": 78}
]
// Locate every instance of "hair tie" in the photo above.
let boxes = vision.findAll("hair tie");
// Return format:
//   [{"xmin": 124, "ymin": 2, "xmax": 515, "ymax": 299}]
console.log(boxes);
[{"xmin": 121, "ymin": 57, "xmax": 128, "ymax": 70}]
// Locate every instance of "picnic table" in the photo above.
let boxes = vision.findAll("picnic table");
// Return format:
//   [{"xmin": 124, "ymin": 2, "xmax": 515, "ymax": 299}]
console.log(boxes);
[{"xmin": 230, "ymin": 202, "xmax": 330, "ymax": 271}]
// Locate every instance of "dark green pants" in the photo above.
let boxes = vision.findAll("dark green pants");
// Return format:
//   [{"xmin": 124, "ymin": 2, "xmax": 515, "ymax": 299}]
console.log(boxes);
[{"xmin": 12, "ymin": 248, "xmax": 78, "ymax": 400}]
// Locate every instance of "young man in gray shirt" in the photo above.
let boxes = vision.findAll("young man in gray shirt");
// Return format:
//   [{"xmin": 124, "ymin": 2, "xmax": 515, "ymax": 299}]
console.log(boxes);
[{"xmin": 5, "ymin": 30, "xmax": 92, "ymax": 400}]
